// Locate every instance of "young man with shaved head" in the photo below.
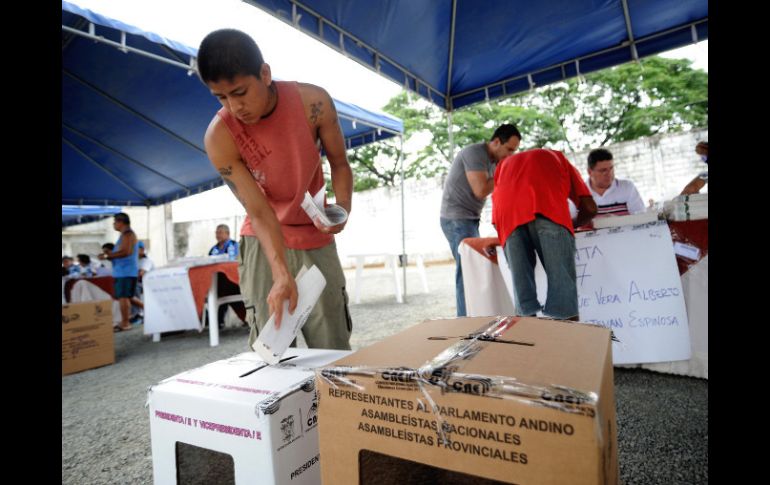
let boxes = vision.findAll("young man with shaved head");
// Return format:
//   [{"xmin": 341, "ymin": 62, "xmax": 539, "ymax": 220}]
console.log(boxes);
[{"xmin": 197, "ymin": 29, "xmax": 352, "ymax": 351}]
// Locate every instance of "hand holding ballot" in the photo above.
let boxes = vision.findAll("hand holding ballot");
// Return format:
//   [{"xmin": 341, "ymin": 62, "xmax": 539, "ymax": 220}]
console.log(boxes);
[
  {"xmin": 252, "ymin": 265, "xmax": 327, "ymax": 364},
  {"xmin": 266, "ymin": 270, "xmax": 298, "ymax": 330},
  {"xmin": 301, "ymin": 188, "xmax": 349, "ymax": 235}
]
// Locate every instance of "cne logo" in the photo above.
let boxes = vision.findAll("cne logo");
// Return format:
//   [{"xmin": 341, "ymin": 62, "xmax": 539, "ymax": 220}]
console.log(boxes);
[
  {"xmin": 280, "ymin": 415, "xmax": 295, "ymax": 444},
  {"xmin": 541, "ymin": 391, "xmax": 588, "ymax": 406},
  {"xmin": 306, "ymin": 401, "xmax": 318, "ymax": 428},
  {"xmin": 428, "ymin": 367, "xmax": 492, "ymax": 396},
  {"xmin": 426, "ymin": 365, "xmax": 457, "ymax": 386},
  {"xmin": 448, "ymin": 375, "xmax": 492, "ymax": 396},
  {"xmin": 62, "ymin": 313, "xmax": 80, "ymax": 325},
  {"xmin": 381, "ymin": 367, "xmax": 416, "ymax": 383},
  {"xmin": 321, "ymin": 366, "xmax": 351, "ymax": 379}
]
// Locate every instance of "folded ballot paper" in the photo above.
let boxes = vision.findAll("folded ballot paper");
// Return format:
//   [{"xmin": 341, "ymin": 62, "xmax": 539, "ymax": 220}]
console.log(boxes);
[
  {"xmin": 301, "ymin": 188, "xmax": 348, "ymax": 227},
  {"xmin": 250, "ymin": 265, "xmax": 326, "ymax": 365}
]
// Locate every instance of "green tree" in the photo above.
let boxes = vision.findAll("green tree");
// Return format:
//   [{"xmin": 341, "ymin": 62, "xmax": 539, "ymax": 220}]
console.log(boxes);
[
  {"xmin": 348, "ymin": 92, "xmax": 567, "ymax": 185},
  {"xmin": 516, "ymin": 56, "xmax": 708, "ymax": 149},
  {"xmin": 346, "ymin": 141, "xmax": 402, "ymax": 191},
  {"xmin": 342, "ymin": 55, "xmax": 707, "ymax": 191},
  {"xmin": 413, "ymin": 102, "xmax": 566, "ymax": 174}
]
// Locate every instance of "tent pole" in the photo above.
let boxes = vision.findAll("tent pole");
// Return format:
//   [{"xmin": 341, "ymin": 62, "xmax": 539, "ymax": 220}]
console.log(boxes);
[
  {"xmin": 400, "ymin": 135, "xmax": 407, "ymax": 303},
  {"xmin": 164, "ymin": 203, "xmax": 174, "ymax": 266},
  {"xmin": 447, "ymin": 111, "xmax": 455, "ymax": 162}
]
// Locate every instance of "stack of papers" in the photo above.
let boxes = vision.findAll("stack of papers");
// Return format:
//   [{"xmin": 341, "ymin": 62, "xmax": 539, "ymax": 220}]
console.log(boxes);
[
  {"xmin": 663, "ymin": 193, "xmax": 708, "ymax": 221},
  {"xmin": 592, "ymin": 210, "xmax": 659, "ymax": 229},
  {"xmin": 301, "ymin": 188, "xmax": 348, "ymax": 227}
]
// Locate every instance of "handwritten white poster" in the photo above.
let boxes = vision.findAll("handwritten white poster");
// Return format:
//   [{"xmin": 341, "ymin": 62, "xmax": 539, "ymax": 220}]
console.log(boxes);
[
  {"xmin": 498, "ymin": 221, "xmax": 691, "ymax": 364},
  {"xmin": 143, "ymin": 266, "xmax": 200, "ymax": 335}
]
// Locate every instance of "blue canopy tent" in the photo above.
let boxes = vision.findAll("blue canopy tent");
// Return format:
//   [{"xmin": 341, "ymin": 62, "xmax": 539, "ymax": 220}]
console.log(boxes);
[
  {"xmin": 62, "ymin": 1, "xmax": 410, "ymax": 286},
  {"xmin": 62, "ymin": 1, "xmax": 403, "ymax": 208},
  {"xmin": 243, "ymin": 0, "xmax": 707, "ymax": 111},
  {"xmin": 243, "ymin": 0, "xmax": 707, "ymax": 298},
  {"xmin": 62, "ymin": 205, "xmax": 122, "ymax": 227}
]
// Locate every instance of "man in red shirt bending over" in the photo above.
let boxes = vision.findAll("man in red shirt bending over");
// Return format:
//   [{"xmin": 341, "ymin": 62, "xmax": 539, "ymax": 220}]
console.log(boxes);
[{"xmin": 492, "ymin": 149, "xmax": 597, "ymax": 321}]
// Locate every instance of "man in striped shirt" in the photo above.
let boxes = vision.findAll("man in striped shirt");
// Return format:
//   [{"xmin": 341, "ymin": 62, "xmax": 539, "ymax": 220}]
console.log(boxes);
[{"xmin": 585, "ymin": 148, "xmax": 645, "ymax": 216}]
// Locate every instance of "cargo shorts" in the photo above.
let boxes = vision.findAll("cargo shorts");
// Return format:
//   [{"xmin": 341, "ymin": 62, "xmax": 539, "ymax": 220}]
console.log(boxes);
[{"xmin": 238, "ymin": 236, "xmax": 352, "ymax": 351}]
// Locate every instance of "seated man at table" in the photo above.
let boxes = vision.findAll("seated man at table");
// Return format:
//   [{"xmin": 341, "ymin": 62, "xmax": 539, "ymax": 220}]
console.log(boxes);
[
  {"xmin": 585, "ymin": 148, "xmax": 645, "ymax": 216},
  {"xmin": 95, "ymin": 243, "xmax": 114, "ymax": 276},
  {"xmin": 62, "ymin": 256, "xmax": 79, "ymax": 278},
  {"xmin": 76, "ymin": 254, "xmax": 98, "ymax": 278},
  {"xmin": 205, "ymin": 226, "xmax": 246, "ymax": 329},
  {"xmin": 492, "ymin": 149, "xmax": 597, "ymax": 321},
  {"xmin": 209, "ymin": 224, "xmax": 239, "ymax": 261}
]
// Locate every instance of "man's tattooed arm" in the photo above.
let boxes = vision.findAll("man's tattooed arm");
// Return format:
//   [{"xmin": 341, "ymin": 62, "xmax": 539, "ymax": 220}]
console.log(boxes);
[{"xmin": 218, "ymin": 166, "xmax": 245, "ymax": 206}]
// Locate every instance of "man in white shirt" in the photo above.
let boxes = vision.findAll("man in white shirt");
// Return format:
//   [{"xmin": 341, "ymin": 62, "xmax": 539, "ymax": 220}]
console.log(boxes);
[
  {"xmin": 95, "ymin": 243, "xmax": 114, "ymax": 276},
  {"xmin": 585, "ymin": 148, "xmax": 645, "ymax": 216},
  {"xmin": 137, "ymin": 241, "xmax": 155, "ymax": 277}
]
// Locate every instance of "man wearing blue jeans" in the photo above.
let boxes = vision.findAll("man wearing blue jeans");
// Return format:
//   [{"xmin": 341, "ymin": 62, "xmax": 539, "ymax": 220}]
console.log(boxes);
[
  {"xmin": 440, "ymin": 124, "xmax": 521, "ymax": 316},
  {"xmin": 492, "ymin": 149, "xmax": 597, "ymax": 321}
]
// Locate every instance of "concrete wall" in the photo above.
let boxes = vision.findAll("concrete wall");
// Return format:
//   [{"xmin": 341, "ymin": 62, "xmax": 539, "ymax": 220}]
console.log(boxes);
[
  {"xmin": 172, "ymin": 215, "xmax": 247, "ymax": 259},
  {"xmin": 170, "ymin": 186, "xmax": 247, "ymax": 259},
  {"xmin": 565, "ymin": 128, "xmax": 709, "ymax": 204}
]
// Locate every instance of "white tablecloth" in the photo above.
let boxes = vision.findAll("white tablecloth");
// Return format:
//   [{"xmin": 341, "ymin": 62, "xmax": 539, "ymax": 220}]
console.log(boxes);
[
  {"xmin": 641, "ymin": 255, "xmax": 707, "ymax": 378},
  {"xmin": 458, "ymin": 241, "xmax": 514, "ymax": 317},
  {"xmin": 461, "ymin": 224, "xmax": 708, "ymax": 378}
]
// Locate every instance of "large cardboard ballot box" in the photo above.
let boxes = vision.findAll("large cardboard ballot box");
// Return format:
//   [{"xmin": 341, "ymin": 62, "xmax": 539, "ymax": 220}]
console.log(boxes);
[{"xmin": 316, "ymin": 316, "xmax": 618, "ymax": 485}]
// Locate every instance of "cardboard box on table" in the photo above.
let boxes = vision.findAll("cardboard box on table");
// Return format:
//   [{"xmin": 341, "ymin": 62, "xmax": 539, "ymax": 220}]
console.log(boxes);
[
  {"xmin": 62, "ymin": 300, "xmax": 115, "ymax": 375},
  {"xmin": 147, "ymin": 348, "xmax": 350, "ymax": 485},
  {"xmin": 316, "ymin": 316, "xmax": 618, "ymax": 485}
]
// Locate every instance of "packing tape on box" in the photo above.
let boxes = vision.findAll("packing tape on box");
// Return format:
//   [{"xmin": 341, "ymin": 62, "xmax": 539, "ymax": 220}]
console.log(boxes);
[{"xmin": 317, "ymin": 316, "xmax": 601, "ymax": 445}]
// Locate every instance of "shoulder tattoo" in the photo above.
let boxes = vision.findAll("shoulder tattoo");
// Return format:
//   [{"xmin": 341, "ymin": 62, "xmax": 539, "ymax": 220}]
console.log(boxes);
[{"xmin": 310, "ymin": 101, "xmax": 323, "ymax": 124}]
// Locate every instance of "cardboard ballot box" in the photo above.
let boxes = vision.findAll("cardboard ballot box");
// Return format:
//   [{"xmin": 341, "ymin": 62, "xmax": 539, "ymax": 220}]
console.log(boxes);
[
  {"xmin": 62, "ymin": 300, "xmax": 115, "ymax": 376},
  {"xmin": 147, "ymin": 348, "xmax": 350, "ymax": 485},
  {"xmin": 316, "ymin": 316, "xmax": 618, "ymax": 485}
]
